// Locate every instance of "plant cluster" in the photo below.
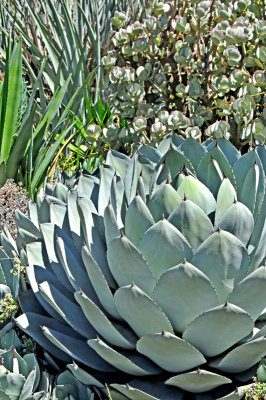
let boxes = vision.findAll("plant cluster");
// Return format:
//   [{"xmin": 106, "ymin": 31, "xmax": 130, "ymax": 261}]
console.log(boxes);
[
  {"xmin": 96, "ymin": 0, "xmax": 266, "ymax": 154},
  {"xmin": 6, "ymin": 135, "xmax": 265, "ymax": 399}
]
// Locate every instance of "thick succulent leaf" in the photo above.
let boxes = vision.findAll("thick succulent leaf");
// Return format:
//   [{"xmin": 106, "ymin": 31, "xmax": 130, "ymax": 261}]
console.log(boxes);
[
  {"xmin": 74, "ymin": 290, "xmax": 137, "ymax": 350},
  {"xmin": 50, "ymin": 202, "xmax": 68, "ymax": 229},
  {"xmin": 125, "ymin": 196, "xmax": 155, "ymax": 247},
  {"xmin": 210, "ymin": 336, "xmax": 266, "ymax": 373},
  {"xmin": 139, "ymin": 220, "xmax": 193, "ymax": 280},
  {"xmin": 98, "ymin": 165, "xmax": 115, "ymax": 215},
  {"xmin": 0, "ymin": 391, "xmax": 11, "ymax": 400},
  {"xmin": 183, "ymin": 303, "xmax": 254, "ymax": 357},
  {"xmin": 111, "ymin": 380, "xmax": 183, "ymax": 400},
  {"xmin": 218, "ymin": 202, "xmax": 254, "ymax": 246},
  {"xmin": 165, "ymin": 369, "xmax": 231, "ymax": 393},
  {"xmin": 26, "ymin": 266, "xmax": 66, "ymax": 323},
  {"xmin": 67, "ymin": 189, "xmax": 83, "ymax": 250},
  {"xmin": 106, "ymin": 150, "xmax": 131, "ymax": 180},
  {"xmin": 213, "ymin": 138, "xmax": 240, "ymax": 167},
  {"xmin": 26, "ymin": 242, "xmax": 46, "ymax": 269},
  {"xmin": 15, "ymin": 210, "xmax": 41, "ymax": 238},
  {"xmin": 55, "ymin": 235, "xmax": 99, "ymax": 304},
  {"xmin": 153, "ymin": 262, "xmax": 218, "ymax": 333},
  {"xmin": 41, "ymin": 325, "xmax": 116, "ymax": 372},
  {"xmin": 107, "ymin": 236, "xmax": 155, "ymax": 296},
  {"xmin": 82, "ymin": 245, "xmax": 120, "ymax": 319},
  {"xmin": 67, "ymin": 363, "xmax": 104, "ymax": 388},
  {"xmin": 15, "ymin": 313, "xmax": 73, "ymax": 363},
  {"xmin": 19, "ymin": 366, "xmax": 37, "ymax": 400},
  {"xmin": 249, "ymin": 209, "xmax": 266, "ymax": 271},
  {"xmin": 216, "ymin": 384, "xmax": 252, "ymax": 400},
  {"xmin": 157, "ymin": 133, "xmax": 184, "ymax": 154},
  {"xmin": 139, "ymin": 145, "xmax": 162, "ymax": 164},
  {"xmin": 191, "ymin": 231, "xmax": 249, "ymax": 303},
  {"xmin": 125, "ymin": 153, "xmax": 155, "ymax": 203},
  {"xmin": 168, "ymin": 200, "xmax": 213, "ymax": 251},
  {"xmin": 0, "ymin": 248, "xmax": 19, "ymax": 298},
  {"xmin": 40, "ymin": 224, "xmax": 75, "ymax": 292},
  {"xmin": 137, "ymin": 331, "xmax": 206, "ymax": 372},
  {"xmin": 104, "ymin": 203, "xmax": 121, "ymax": 245},
  {"xmin": 233, "ymin": 150, "xmax": 265, "ymax": 219},
  {"xmin": 228, "ymin": 266, "xmax": 266, "ymax": 320},
  {"xmin": 197, "ymin": 146, "xmax": 236, "ymax": 197},
  {"xmin": 23, "ymin": 353, "xmax": 40, "ymax": 392},
  {"xmin": 176, "ymin": 176, "xmax": 216, "ymax": 215},
  {"xmin": 215, "ymin": 177, "xmax": 237, "ymax": 226},
  {"xmin": 88, "ymin": 338, "xmax": 161, "ymax": 376},
  {"xmin": 178, "ymin": 137, "xmax": 206, "ymax": 169},
  {"xmin": 38, "ymin": 281, "xmax": 97, "ymax": 338},
  {"xmin": 114, "ymin": 284, "xmax": 174, "ymax": 338},
  {"xmin": 77, "ymin": 174, "xmax": 99, "ymax": 204},
  {"xmin": 159, "ymin": 148, "xmax": 195, "ymax": 179},
  {"xmin": 148, "ymin": 184, "xmax": 182, "ymax": 222},
  {"xmin": 0, "ymin": 371, "xmax": 25, "ymax": 398}
]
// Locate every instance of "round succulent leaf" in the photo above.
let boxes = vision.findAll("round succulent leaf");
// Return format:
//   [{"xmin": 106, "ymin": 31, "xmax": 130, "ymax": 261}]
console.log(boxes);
[
  {"xmin": 41, "ymin": 325, "xmax": 116, "ymax": 372},
  {"xmin": 148, "ymin": 184, "xmax": 182, "ymax": 222},
  {"xmin": 114, "ymin": 284, "xmax": 174, "ymax": 338},
  {"xmin": 228, "ymin": 266, "xmax": 266, "ymax": 321},
  {"xmin": 191, "ymin": 230, "xmax": 250, "ymax": 303},
  {"xmin": 137, "ymin": 331, "xmax": 206, "ymax": 372},
  {"xmin": 165, "ymin": 369, "xmax": 232, "ymax": 393},
  {"xmin": 82, "ymin": 245, "xmax": 120, "ymax": 320},
  {"xmin": 176, "ymin": 175, "xmax": 216, "ymax": 215},
  {"xmin": 111, "ymin": 380, "xmax": 183, "ymax": 400},
  {"xmin": 74, "ymin": 290, "xmax": 137, "ymax": 350},
  {"xmin": 168, "ymin": 200, "xmax": 213, "ymax": 251},
  {"xmin": 178, "ymin": 137, "xmax": 207, "ymax": 169},
  {"xmin": 153, "ymin": 262, "xmax": 218, "ymax": 333},
  {"xmin": 210, "ymin": 336, "xmax": 266, "ymax": 373},
  {"xmin": 125, "ymin": 195, "xmax": 155, "ymax": 247},
  {"xmin": 88, "ymin": 338, "xmax": 161, "ymax": 376},
  {"xmin": 107, "ymin": 236, "xmax": 156, "ymax": 296},
  {"xmin": 183, "ymin": 303, "xmax": 254, "ymax": 357},
  {"xmin": 217, "ymin": 202, "xmax": 254, "ymax": 246},
  {"xmin": 138, "ymin": 219, "xmax": 193, "ymax": 280},
  {"xmin": 215, "ymin": 177, "xmax": 237, "ymax": 226}
]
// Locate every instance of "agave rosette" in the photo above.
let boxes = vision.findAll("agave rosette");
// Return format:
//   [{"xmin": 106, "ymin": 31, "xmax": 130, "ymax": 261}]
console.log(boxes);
[{"xmin": 5, "ymin": 135, "xmax": 266, "ymax": 399}]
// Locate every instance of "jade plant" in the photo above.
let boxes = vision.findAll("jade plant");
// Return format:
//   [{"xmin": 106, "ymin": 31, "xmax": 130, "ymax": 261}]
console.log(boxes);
[
  {"xmin": 86, "ymin": 0, "xmax": 266, "ymax": 154},
  {"xmin": 4, "ymin": 135, "xmax": 265, "ymax": 399}
]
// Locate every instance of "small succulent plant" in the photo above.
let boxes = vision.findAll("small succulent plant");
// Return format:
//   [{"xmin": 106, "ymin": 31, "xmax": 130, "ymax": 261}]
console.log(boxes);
[
  {"xmin": 7, "ymin": 135, "xmax": 266, "ymax": 399},
  {"xmin": 91, "ymin": 0, "xmax": 266, "ymax": 154}
]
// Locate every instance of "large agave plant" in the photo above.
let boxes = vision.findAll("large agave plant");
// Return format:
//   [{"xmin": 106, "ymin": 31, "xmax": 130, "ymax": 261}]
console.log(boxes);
[{"xmin": 7, "ymin": 135, "xmax": 266, "ymax": 399}]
